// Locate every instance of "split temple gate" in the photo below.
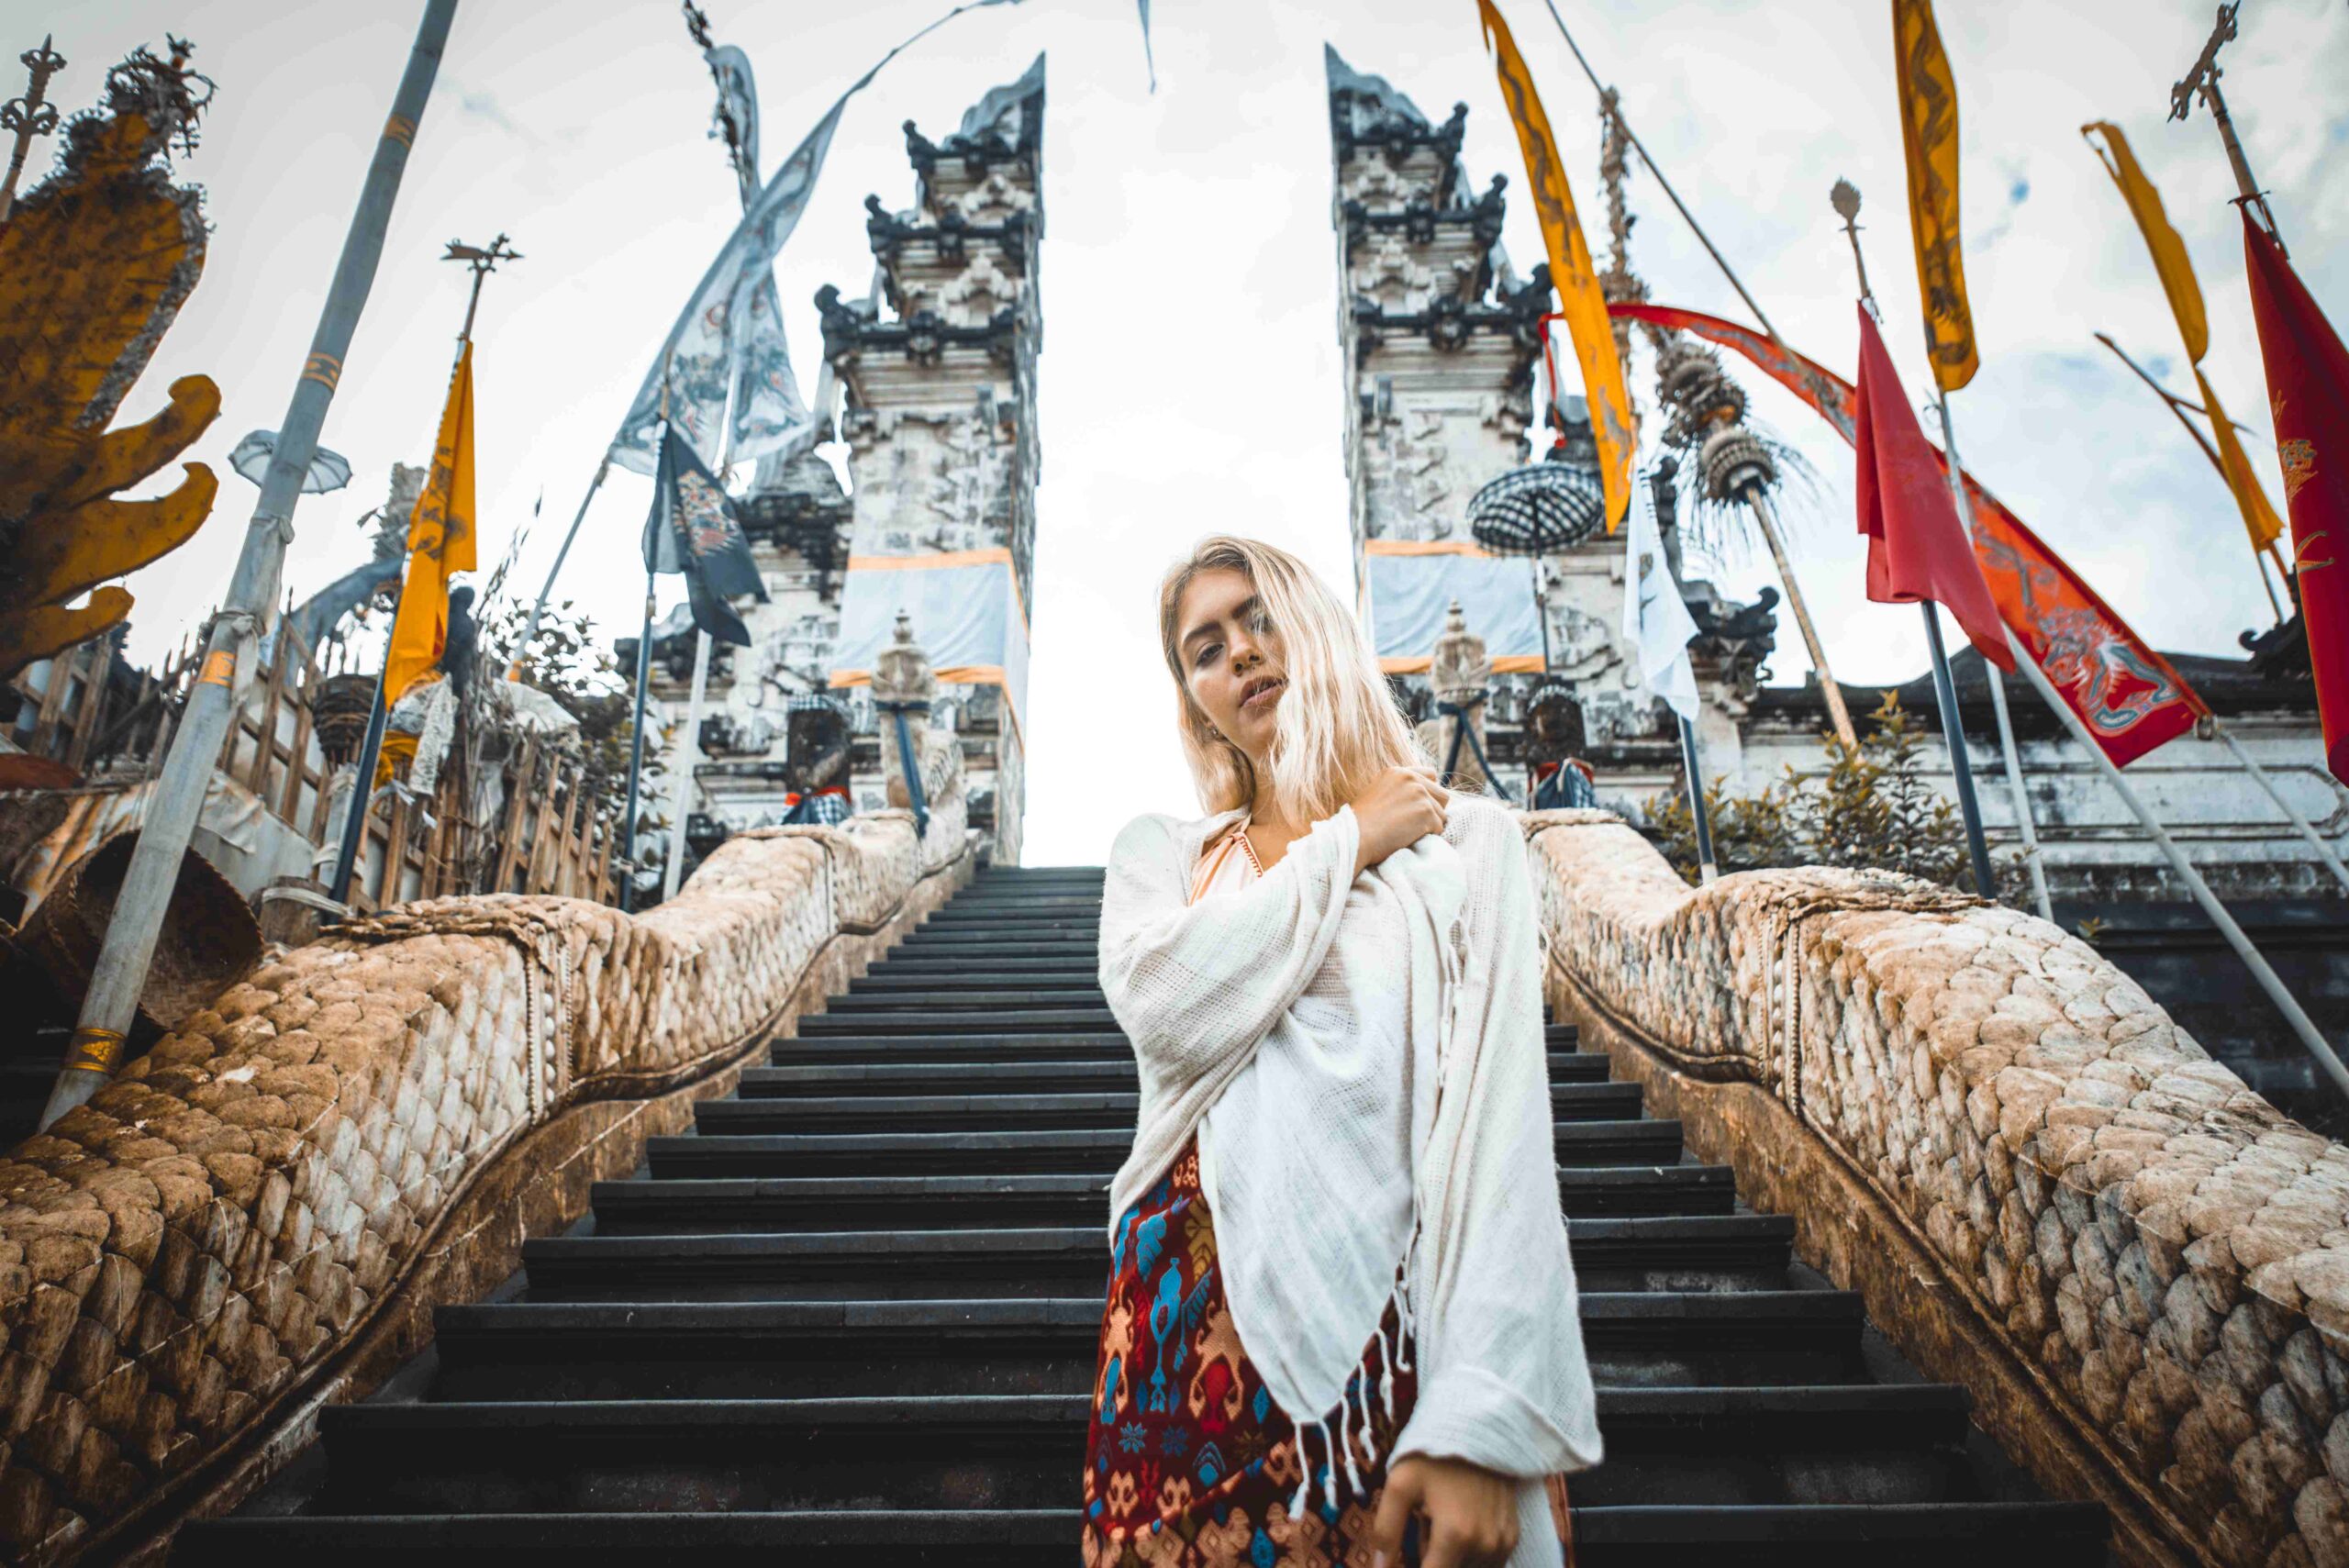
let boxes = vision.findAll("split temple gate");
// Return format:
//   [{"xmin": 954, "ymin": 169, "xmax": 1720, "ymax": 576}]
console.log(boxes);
[{"xmin": 0, "ymin": 32, "xmax": 2343, "ymax": 1568}]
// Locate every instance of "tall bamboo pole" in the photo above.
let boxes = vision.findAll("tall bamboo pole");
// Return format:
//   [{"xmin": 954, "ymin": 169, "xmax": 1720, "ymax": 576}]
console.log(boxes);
[
  {"xmin": 42, "ymin": 0, "xmax": 459, "ymax": 1131},
  {"xmin": 1540, "ymin": 0, "xmax": 1858, "ymax": 754},
  {"xmin": 2094, "ymin": 331, "xmax": 2289, "ymax": 618}
]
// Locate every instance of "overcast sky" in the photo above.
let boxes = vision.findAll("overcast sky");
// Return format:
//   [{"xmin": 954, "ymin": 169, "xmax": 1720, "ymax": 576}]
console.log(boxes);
[{"xmin": 51, "ymin": 0, "xmax": 2349, "ymax": 864}]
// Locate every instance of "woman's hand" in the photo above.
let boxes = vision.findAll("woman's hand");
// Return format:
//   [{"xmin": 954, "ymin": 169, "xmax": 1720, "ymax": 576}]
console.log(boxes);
[
  {"xmin": 1351, "ymin": 765, "xmax": 1448, "ymax": 877},
  {"xmin": 1368, "ymin": 1454, "xmax": 1520, "ymax": 1568}
]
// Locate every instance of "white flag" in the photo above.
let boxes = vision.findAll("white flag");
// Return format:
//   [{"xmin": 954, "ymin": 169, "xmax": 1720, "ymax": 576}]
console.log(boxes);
[{"xmin": 1622, "ymin": 469, "xmax": 1700, "ymax": 723}]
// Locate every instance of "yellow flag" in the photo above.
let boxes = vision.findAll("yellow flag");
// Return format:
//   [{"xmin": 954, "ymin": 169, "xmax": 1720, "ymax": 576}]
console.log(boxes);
[
  {"xmin": 2196, "ymin": 369, "xmax": 2287, "ymax": 550},
  {"xmin": 1891, "ymin": 0, "xmax": 1976, "ymax": 392},
  {"xmin": 2082, "ymin": 122, "xmax": 2207, "ymax": 362},
  {"xmin": 1475, "ymin": 0, "xmax": 1632, "ymax": 532},
  {"xmin": 383, "ymin": 341, "xmax": 478, "ymax": 707},
  {"xmin": 2082, "ymin": 121, "xmax": 2282, "ymax": 551}
]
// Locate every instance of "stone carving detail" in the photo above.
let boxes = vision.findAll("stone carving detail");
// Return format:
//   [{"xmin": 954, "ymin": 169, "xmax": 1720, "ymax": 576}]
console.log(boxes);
[{"xmin": 1524, "ymin": 811, "xmax": 2349, "ymax": 1568}]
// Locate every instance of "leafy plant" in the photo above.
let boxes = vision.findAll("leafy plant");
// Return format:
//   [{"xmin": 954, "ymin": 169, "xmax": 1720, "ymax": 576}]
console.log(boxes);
[
  {"xmin": 480, "ymin": 597, "xmax": 662, "ymax": 825},
  {"xmin": 1647, "ymin": 692, "xmax": 1975, "ymax": 893}
]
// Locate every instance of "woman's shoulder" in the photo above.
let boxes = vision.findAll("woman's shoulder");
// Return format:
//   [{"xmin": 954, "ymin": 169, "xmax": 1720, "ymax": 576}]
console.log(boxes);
[
  {"xmin": 1108, "ymin": 808, "xmax": 1243, "ymax": 869},
  {"xmin": 1442, "ymin": 792, "xmax": 1531, "ymax": 866},
  {"xmin": 1443, "ymin": 790, "xmax": 1520, "ymax": 839}
]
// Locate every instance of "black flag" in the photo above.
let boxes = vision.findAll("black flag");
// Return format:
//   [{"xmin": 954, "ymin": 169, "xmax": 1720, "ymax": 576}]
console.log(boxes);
[{"xmin": 641, "ymin": 420, "xmax": 768, "ymax": 647}]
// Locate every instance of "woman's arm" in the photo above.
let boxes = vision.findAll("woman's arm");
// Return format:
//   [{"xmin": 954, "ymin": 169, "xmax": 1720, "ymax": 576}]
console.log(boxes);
[
  {"xmin": 1392, "ymin": 804, "xmax": 1603, "ymax": 1480},
  {"xmin": 1097, "ymin": 809, "xmax": 1361, "ymax": 1093}
]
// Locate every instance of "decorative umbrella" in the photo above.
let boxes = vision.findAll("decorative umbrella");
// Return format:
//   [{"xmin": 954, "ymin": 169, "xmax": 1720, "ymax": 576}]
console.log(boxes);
[
  {"xmin": 228, "ymin": 428, "xmax": 353, "ymax": 495},
  {"xmin": 1465, "ymin": 399, "xmax": 1609, "ymax": 673},
  {"xmin": 1464, "ymin": 445, "xmax": 1607, "ymax": 557}
]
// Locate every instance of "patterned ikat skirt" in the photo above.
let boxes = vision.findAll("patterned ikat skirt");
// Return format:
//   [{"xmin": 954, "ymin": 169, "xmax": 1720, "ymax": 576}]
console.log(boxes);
[{"xmin": 1081, "ymin": 1134, "xmax": 1419, "ymax": 1568}]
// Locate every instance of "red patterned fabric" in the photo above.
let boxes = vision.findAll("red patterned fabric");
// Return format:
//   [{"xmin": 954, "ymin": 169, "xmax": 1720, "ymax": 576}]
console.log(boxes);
[{"xmin": 1080, "ymin": 1134, "xmax": 1417, "ymax": 1568}]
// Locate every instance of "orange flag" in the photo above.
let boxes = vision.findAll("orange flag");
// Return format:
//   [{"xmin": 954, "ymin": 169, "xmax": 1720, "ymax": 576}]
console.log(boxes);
[
  {"xmin": 1475, "ymin": 0, "xmax": 1632, "ymax": 532},
  {"xmin": 383, "ymin": 341, "xmax": 478, "ymax": 706},
  {"xmin": 1891, "ymin": 0, "xmax": 1977, "ymax": 392},
  {"xmin": 2080, "ymin": 123, "xmax": 2285, "ymax": 555}
]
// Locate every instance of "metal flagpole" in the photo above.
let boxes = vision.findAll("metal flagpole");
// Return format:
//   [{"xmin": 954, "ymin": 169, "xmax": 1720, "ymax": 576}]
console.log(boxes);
[
  {"xmin": 2210, "ymin": 721, "xmax": 2349, "ymax": 895},
  {"xmin": 1936, "ymin": 397, "xmax": 2053, "ymax": 918},
  {"xmin": 619, "ymin": 573, "xmax": 658, "ymax": 915},
  {"xmin": 329, "ymin": 233, "xmax": 518, "ymax": 905},
  {"xmin": 509, "ymin": 459, "xmax": 611, "ymax": 679},
  {"xmin": 1677, "ymin": 715, "xmax": 1719, "ymax": 884},
  {"xmin": 0, "ymin": 35, "xmax": 66, "ymax": 228},
  {"xmin": 662, "ymin": 628, "xmax": 714, "ymax": 900},
  {"xmin": 1918, "ymin": 606, "xmax": 1998, "ymax": 896},
  {"xmin": 2093, "ymin": 331, "xmax": 2288, "ymax": 623},
  {"xmin": 1831, "ymin": 181, "xmax": 2004, "ymax": 903},
  {"xmin": 2006, "ymin": 627, "xmax": 2349, "ymax": 1104},
  {"xmin": 2170, "ymin": 3, "xmax": 2284, "ymax": 252},
  {"xmin": 42, "ymin": 0, "xmax": 460, "ymax": 1131}
]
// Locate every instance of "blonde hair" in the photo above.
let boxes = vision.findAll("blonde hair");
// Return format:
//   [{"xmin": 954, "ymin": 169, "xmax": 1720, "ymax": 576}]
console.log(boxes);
[{"xmin": 1158, "ymin": 535, "xmax": 1420, "ymax": 821}]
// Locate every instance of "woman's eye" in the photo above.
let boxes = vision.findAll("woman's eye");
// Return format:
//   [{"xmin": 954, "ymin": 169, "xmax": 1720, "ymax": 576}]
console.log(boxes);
[{"xmin": 1193, "ymin": 643, "xmax": 1220, "ymax": 669}]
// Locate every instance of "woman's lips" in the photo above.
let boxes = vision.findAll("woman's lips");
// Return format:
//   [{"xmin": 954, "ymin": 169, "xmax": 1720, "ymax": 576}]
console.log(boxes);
[{"xmin": 1241, "ymin": 677, "xmax": 1286, "ymax": 712}]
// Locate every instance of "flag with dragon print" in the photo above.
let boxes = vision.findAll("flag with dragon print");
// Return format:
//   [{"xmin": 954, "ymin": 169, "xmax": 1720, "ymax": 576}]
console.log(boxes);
[{"xmin": 1610, "ymin": 302, "xmax": 2210, "ymax": 768}]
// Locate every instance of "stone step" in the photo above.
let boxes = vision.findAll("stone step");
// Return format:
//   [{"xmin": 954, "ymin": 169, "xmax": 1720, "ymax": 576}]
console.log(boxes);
[
  {"xmin": 901, "ymin": 924, "xmax": 1102, "ymax": 944},
  {"xmin": 890, "ymin": 943, "xmax": 1102, "ymax": 962},
  {"xmin": 518, "ymin": 1215, "xmax": 1794, "ymax": 1302},
  {"xmin": 796, "ymin": 1008, "xmax": 1119, "ymax": 1037},
  {"xmin": 736, "ymin": 1051, "xmax": 1613, "ymax": 1099},
  {"xmin": 586, "ymin": 1162, "xmax": 1738, "ymax": 1236},
  {"xmin": 767, "ymin": 1032, "xmax": 1135, "ymax": 1066},
  {"xmin": 693, "ymin": 1080, "xmax": 1644, "ymax": 1134},
  {"xmin": 645, "ymin": 1120, "xmax": 1683, "ymax": 1179},
  {"xmin": 824, "ymin": 990, "xmax": 1114, "ymax": 1012},
  {"xmin": 304, "ymin": 1385, "xmax": 1977, "ymax": 1515},
  {"xmin": 430, "ymin": 1291, "xmax": 1872, "ymax": 1402},
  {"xmin": 925, "ymin": 900, "xmax": 1103, "ymax": 919},
  {"xmin": 918, "ymin": 920, "xmax": 1101, "ymax": 940},
  {"xmin": 852, "ymin": 964, "xmax": 1102, "ymax": 989},
  {"xmin": 174, "ymin": 1502, "xmax": 2108, "ymax": 1567}
]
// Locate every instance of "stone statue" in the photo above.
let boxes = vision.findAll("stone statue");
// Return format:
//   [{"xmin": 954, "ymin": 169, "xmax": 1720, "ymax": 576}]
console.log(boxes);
[
  {"xmin": 871, "ymin": 611, "xmax": 959, "ymax": 817},
  {"xmin": 1413, "ymin": 600, "xmax": 1503, "ymax": 796}
]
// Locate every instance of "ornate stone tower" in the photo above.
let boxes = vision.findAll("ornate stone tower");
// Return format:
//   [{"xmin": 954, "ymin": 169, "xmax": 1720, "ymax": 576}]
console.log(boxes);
[
  {"xmin": 1328, "ymin": 50, "xmax": 1773, "ymax": 804},
  {"xmin": 634, "ymin": 450, "xmax": 857, "ymax": 846},
  {"xmin": 818, "ymin": 56, "xmax": 1045, "ymax": 864}
]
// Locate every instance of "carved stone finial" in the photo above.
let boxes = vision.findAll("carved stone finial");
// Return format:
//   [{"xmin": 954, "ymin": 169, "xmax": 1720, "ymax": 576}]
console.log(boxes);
[
  {"xmin": 1416, "ymin": 601, "xmax": 1498, "ymax": 795},
  {"xmin": 873, "ymin": 609, "xmax": 936, "ymax": 708},
  {"xmin": 1430, "ymin": 598, "xmax": 1491, "ymax": 709}
]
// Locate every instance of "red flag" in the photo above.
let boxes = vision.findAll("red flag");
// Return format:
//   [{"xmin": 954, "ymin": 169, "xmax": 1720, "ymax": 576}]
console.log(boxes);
[
  {"xmin": 1612, "ymin": 300, "xmax": 2208, "ymax": 764},
  {"xmin": 1853, "ymin": 305, "xmax": 2014, "ymax": 671},
  {"xmin": 2242, "ymin": 213, "xmax": 2349, "ymax": 783}
]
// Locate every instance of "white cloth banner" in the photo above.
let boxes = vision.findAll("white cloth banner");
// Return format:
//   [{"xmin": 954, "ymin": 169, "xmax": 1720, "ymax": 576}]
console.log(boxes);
[
  {"xmin": 1364, "ymin": 549, "xmax": 1542, "ymax": 666},
  {"xmin": 829, "ymin": 555, "xmax": 1030, "ymax": 730},
  {"xmin": 1622, "ymin": 473, "xmax": 1700, "ymax": 723}
]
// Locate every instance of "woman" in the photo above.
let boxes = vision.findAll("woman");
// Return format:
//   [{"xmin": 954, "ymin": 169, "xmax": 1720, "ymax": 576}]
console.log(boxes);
[{"xmin": 1084, "ymin": 538, "xmax": 1600, "ymax": 1568}]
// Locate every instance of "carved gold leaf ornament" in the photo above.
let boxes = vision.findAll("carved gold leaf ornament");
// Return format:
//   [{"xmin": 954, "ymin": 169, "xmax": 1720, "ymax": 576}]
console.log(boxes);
[{"xmin": 0, "ymin": 45, "xmax": 219, "ymax": 678}]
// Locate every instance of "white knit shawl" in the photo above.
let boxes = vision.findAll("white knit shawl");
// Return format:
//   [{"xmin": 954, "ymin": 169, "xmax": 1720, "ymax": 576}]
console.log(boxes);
[{"xmin": 1099, "ymin": 796, "xmax": 1601, "ymax": 1561}]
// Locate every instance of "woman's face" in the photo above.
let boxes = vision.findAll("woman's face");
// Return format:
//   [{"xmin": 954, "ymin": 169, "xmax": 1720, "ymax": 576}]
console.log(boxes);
[{"xmin": 1174, "ymin": 566, "xmax": 1288, "ymax": 763}]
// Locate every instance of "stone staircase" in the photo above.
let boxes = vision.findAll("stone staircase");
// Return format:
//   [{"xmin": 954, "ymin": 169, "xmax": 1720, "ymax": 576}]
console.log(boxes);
[{"xmin": 178, "ymin": 864, "xmax": 2107, "ymax": 1564}]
